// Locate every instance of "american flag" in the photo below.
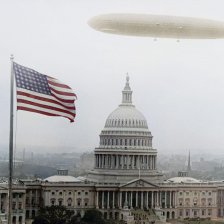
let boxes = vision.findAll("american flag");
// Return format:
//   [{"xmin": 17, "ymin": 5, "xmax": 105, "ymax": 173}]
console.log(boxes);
[{"xmin": 13, "ymin": 62, "xmax": 77, "ymax": 122}]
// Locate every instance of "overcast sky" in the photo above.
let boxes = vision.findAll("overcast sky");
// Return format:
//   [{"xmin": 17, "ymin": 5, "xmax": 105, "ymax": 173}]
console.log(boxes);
[{"xmin": 1, "ymin": 0, "xmax": 224, "ymax": 155}]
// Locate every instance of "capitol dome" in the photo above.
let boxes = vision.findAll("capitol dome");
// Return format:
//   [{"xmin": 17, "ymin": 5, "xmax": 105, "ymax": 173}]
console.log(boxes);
[
  {"xmin": 105, "ymin": 105, "xmax": 148, "ymax": 129},
  {"xmin": 103, "ymin": 75, "xmax": 149, "ymax": 131},
  {"xmin": 87, "ymin": 75, "xmax": 162, "ymax": 184}
]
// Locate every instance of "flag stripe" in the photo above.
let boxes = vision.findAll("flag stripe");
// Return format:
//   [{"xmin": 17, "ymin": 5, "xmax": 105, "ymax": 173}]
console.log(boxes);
[
  {"xmin": 48, "ymin": 82, "xmax": 75, "ymax": 94},
  {"xmin": 49, "ymin": 87, "xmax": 76, "ymax": 97},
  {"xmin": 48, "ymin": 79, "xmax": 72, "ymax": 90},
  {"xmin": 17, "ymin": 99, "xmax": 76, "ymax": 117},
  {"xmin": 17, "ymin": 90, "xmax": 76, "ymax": 110},
  {"xmin": 17, "ymin": 103, "xmax": 75, "ymax": 120},
  {"xmin": 17, "ymin": 95, "xmax": 76, "ymax": 112},
  {"xmin": 17, "ymin": 106, "xmax": 74, "ymax": 122},
  {"xmin": 51, "ymin": 92, "xmax": 75, "ymax": 104}
]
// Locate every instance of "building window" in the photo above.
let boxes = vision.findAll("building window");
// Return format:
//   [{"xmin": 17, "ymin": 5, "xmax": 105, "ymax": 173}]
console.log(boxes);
[
  {"xmin": 202, "ymin": 210, "xmax": 205, "ymax": 216},
  {"xmin": 19, "ymin": 216, "xmax": 22, "ymax": 224},
  {"xmin": 67, "ymin": 198, "xmax": 72, "ymax": 207},
  {"xmin": 58, "ymin": 199, "xmax": 63, "ymax": 206},
  {"xmin": 78, "ymin": 192, "xmax": 81, "ymax": 195},
  {"xmin": 208, "ymin": 192, "xmax": 212, "ymax": 196},
  {"xmin": 85, "ymin": 202, "xmax": 88, "ymax": 206},
  {"xmin": 208, "ymin": 210, "xmax": 212, "ymax": 216},
  {"xmin": 179, "ymin": 210, "xmax": 183, "ymax": 217},
  {"xmin": 18, "ymin": 202, "xmax": 22, "ymax": 210},
  {"xmin": 51, "ymin": 199, "xmax": 55, "ymax": 206},
  {"xmin": 51, "ymin": 192, "xmax": 55, "ymax": 195},
  {"xmin": 85, "ymin": 192, "xmax": 88, "ymax": 195},
  {"xmin": 12, "ymin": 202, "xmax": 16, "ymax": 210}
]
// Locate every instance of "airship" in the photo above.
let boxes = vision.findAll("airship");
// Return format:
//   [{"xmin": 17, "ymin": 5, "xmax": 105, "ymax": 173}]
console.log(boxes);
[{"xmin": 88, "ymin": 13, "xmax": 224, "ymax": 39}]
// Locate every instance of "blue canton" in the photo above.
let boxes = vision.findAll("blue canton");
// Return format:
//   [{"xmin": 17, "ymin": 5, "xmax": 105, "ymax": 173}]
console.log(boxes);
[{"xmin": 14, "ymin": 63, "xmax": 51, "ymax": 95}]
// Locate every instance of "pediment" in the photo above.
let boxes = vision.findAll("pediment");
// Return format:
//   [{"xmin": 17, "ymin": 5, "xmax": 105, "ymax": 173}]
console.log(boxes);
[{"xmin": 120, "ymin": 178, "xmax": 158, "ymax": 189}]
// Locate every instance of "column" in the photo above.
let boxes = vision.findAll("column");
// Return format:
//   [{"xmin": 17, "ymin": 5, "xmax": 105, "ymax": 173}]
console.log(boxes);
[
  {"xmin": 121, "ymin": 155, "xmax": 124, "ymax": 169},
  {"xmin": 112, "ymin": 192, "xmax": 115, "ymax": 209},
  {"xmin": 96, "ymin": 191, "xmax": 99, "ymax": 209},
  {"xmin": 169, "ymin": 191, "xmax": 172, "ymax": 208},
  {"xmin": 151, "ymin": 191, "xmax": 154, "ymax": 208},
  {"xmin": 130, "ymin": 192, "xmax": 133, "ymax": 209},
  {"xmin": 136, "ymin": 192, "xmax": 138, "ymax": 208},
  {"xmin": 102, "ymin": 191, "xmax": 104, "ymax": 209},
  {"xmin": 146, "ymin": 155, "xmax": 148, "ymax": 169},
  {"xmin": 132, "ymin": 156, "xmax": 134, "ymax": 169},
  {"xmin": 119, "ymin": 192, "xmax": 122, "ymax": 208},
  {"xmin": 125, "ymin": 191, "xmax": 127, "ymax": 205},
  {"xmin": 107, "ymin": 191, "xmax": 110, "ymax": 209},
  {"xmin": 116, "ymin": 155, "xmax": 119, "ymax": 169},
  {"xmin": 141, "ymin": 192, "xmax": 143, "ymax": 209},
  {"xmin": 173, "ymin": 191, "xmax": 176, "ymax": 208},
  {"xmin": 127, "ymin": 155, "xmax": 129, "ymax": 169},
  {"xmin": 146, "ymin": 192, "xmax": 149, "ymax": 209},
  {"xmin": 156, "ymin": 191, "xmax": 159, "ymax": 207},
  {"xmin": 165, "ymin": 191, "xmax": 167, "ymax": 208},
  {"xmin": 110, "ymin": 155, "xmax": 114, "ymax": 169}
]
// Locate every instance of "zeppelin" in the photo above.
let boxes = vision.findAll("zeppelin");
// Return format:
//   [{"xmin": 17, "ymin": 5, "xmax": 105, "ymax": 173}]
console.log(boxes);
[{"xmin": 88, "ymin": 13, "xmax": 224, "ymax": 39}]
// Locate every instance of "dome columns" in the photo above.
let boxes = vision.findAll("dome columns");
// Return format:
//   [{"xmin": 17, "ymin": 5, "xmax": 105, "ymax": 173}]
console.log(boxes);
[{"xmin": 95, "ymin": 153, "xmax": 157, "ymax": 170}]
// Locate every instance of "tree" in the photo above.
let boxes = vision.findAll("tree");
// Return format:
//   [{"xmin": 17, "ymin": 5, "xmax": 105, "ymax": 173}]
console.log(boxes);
[
  {"xmin": 32, "ymin": 205, "xmax": 75, "ymax": 224},
  {"xmin": 82, "ymin": 209, "xmax": 105, "ymax": 224}
]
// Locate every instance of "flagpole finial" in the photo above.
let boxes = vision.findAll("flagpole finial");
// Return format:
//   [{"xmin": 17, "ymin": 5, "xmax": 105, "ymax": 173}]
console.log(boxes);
[{"xmin": 10, "ymin": 54, "xmax": 14, "ymax": 61}]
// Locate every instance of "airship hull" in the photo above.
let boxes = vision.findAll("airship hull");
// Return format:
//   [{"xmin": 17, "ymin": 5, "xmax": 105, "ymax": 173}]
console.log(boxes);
[{"xmin": 88, "ymin": 14, "xmax": 224, "ymax": 39}]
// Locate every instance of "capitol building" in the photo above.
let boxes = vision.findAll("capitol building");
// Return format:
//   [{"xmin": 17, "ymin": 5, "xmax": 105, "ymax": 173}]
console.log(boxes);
[{"xmin": 2, "ymin": 77, "xmax": 224, "ymax": 224}]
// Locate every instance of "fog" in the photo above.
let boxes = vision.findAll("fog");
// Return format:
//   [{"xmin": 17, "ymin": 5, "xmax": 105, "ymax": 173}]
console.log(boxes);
[{"xmin": 1, "ymin": 0, "xmax": 224, "ymax": 154}]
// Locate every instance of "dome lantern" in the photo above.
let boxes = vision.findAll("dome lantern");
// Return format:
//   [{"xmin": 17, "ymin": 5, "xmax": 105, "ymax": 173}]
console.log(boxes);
[{"xmin": 122, "ymin": 74, "xmax": 133, "ymax": 105}]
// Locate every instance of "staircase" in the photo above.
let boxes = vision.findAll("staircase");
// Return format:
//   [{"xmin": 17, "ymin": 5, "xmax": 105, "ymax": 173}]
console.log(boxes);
[{"xmin": 131, "ymin": 209, "xmax": 159, "ymax": 224}]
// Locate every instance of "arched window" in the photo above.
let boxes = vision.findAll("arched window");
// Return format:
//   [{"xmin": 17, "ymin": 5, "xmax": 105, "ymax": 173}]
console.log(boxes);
[
  {"xmin": 50, "ymin": 198, "xmax": 55, "ymax": 206},
  {"xmin": 58, "ymin": 198, "xmax": 63, "ymax": 206},
  {"xmin": 67, "ymin": 198, "xmax": 72, "ymax": 207}
]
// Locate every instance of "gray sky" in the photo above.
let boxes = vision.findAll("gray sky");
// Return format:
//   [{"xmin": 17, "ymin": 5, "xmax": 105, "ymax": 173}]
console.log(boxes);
[{"xmin": 1, "ymin": 0, "xmax": 224, "ymax": 154}]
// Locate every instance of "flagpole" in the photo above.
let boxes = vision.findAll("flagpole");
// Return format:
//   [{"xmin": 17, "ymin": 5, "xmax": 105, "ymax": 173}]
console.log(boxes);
[{"xmin": 8, "ymin": 54, "xmax": 14, "ymax": 224}]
